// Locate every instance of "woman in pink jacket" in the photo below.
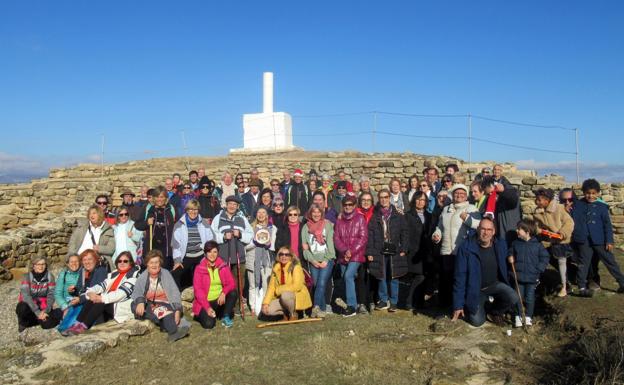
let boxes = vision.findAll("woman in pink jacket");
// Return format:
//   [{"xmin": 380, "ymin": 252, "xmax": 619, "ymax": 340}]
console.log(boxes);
[
  {"xmin": 192, "ymin": 241, "xmax": 237, "ymax": 329},
  {"xmin": 333, "ymin": 194, "xmax": 368, "ymax": 317}
]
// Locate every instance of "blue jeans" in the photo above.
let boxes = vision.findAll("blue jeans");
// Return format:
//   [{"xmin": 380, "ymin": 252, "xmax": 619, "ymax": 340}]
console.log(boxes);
[
  {"xmin": 516, "ymin": 283, "xmax": 536, "ymax": 318},
  {"xmin": 340, "ymin": 262, "xmax": 361, "ymax": 308},
  {"xmin": 310, "ymin": 260, "xmax": 335, "ymax": 309},
  {"xmin": 377, "ymin": 256, "xmax": 399, "ymax": 305},
  {"xmin": 465, "ymin": 281, "xmax": 519, "ymax": 327}
]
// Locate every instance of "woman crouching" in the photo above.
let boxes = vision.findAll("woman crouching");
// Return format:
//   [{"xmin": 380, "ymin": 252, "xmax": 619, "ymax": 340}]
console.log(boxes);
[
  {"xmin": 131, "ymin": 250, "xmax": 190, "ymax": 342},
  {"xmin": 261, "ymin": 246, "xmax": 312, "ymax": 321},
  {"xmin": 192, "ymin": 241, "xmax": 238, "ymax": 329}
]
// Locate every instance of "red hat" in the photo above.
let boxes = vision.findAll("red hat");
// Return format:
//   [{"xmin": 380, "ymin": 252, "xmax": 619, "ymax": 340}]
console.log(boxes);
[{"xmin": 293, "ymin": 169, "xmax": 304, "ymax": 177}]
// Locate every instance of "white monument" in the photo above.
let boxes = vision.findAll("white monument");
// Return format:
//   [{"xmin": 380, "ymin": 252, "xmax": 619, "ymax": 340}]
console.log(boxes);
[{"xmin": 231, "ymin": 72, "xmax": 295, "ymax": 153}]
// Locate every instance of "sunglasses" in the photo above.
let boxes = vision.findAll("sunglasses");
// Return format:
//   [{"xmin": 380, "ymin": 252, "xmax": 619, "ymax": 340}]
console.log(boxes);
[
  {"xmin": 117, "ymin": 259, "xmax": 131, "ymax": 264},
  {"xmin": 274, "ymin": 203, "xmax": 284, "ymax": 207},
  {"xmin": 96, "ymin": 201, "xmax": 108, "ymax": 205},
  {"xmin": 201, "ymin": 185, "xmax": 210, "ymax": 189},
  {"xmin": 118, "ymin": 213, "xmax": 129, "ymax": 217},
  {"xmin": 288, "ymin": 213, "xmax": 299, "ymax": 217},
  {"xmin": 561, "ymin": 198, "xmax": 573, "ymax": 203},
  {"xmin": 343, "ymin": 203, "xmax": 355, "ymax": 207},
  {"xmin": 184, "ymin": 186, "xmax": 191, "ymax": 189},
  {"xmin": 278, "ymin": 252, "xmax": 291, "ymax": 257}
]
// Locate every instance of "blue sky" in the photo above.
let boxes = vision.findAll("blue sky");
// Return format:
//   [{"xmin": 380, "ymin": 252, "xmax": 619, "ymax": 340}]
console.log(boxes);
[{"xmin": 1, "ymin": 1, "xmax": 623, "ymax": 182}]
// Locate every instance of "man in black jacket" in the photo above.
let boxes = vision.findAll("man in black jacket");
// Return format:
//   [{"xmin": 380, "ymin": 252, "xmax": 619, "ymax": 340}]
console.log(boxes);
[{"xmin": 286, "ymin": 169, "xmax": 309, "ymax": 214}]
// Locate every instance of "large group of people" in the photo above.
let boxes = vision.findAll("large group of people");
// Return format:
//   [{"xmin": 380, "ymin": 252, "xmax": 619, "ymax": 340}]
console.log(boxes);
[{"xmin": 16, "ymin": 163, "xmax": 624, "ymax": 341}]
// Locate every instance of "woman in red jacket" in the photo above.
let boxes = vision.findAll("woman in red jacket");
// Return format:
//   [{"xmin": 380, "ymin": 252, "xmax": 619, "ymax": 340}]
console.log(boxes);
[
  {"xmin": 192, "ymin": 241, "xmax": 237, "ymax": 329},
  {"xmin": 333, "ymin": 194, "xmax": 368, "ymax": 317}
]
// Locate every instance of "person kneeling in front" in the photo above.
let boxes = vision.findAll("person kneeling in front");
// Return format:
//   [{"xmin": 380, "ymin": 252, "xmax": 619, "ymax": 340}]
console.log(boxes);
[
  {"xmin": 192, "ymin": 241, "xmax": 238, "ymax": 329},
  {"xmin": 261, "ymin": 246, "xmax": 312, "ymax": 321},
  {"xmin": 452, "ymin": 217, "xmax": 519, "ymax": 327}
]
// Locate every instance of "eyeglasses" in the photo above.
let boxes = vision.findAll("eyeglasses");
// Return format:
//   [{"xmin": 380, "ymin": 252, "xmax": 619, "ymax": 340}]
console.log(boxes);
[
  {"xmin": 361, "ymin": 199, "xmax": 372, "ymax": 202},
  {"xmin": 271, "ymin": 183, "xmax": 279, "ymax": 187},
  {"xmin": 187, "ymin": 208, "xmax": 199, "ymax": 212},
  {"xmin": 96, "ymin": 201, "xmax": 108, "ymax": 205},
  {"xmin": 288, "ymin": 213, "xmax": 299, "ymax": 217},
  {"xmin": 343, "ymin": 203, "xmax": 355, "ymax": 207},
  {"xmin": 33, "ymin": 262, "xmax": 46, "ymax": 267},
  {"xmin": 184, "ymin": 186, "xmax": 191, "ymax": 189},
  {"xmin": 419, "ymin": 184, "xmax": 429, "ymax": 188},
  {"xmin": 118, "ymin": 213, "xmax": 129, "ymax": 217},
  {"xmin": 278, "ymin": 252, "xmax": 291, "ymax": 257},
  {"xmin": 117, "ymin": 259, "xmax": 131, "ymax": 264}
]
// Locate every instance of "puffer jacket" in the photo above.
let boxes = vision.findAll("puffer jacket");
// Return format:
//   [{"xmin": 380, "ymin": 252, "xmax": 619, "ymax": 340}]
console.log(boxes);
[
  {"xmin": 509, "ymin": 237, "xmax": 550, "ymax": 284},
  {"xmin": 432, "ymin": 201, "xmax": 481, "ymax": 255},
  {"xmin": 54, "ymin": 268, "xmax": 81, "ymax": 311},
  {"xmin": 533, "ymin": 199, "xmax": 574, "ymax": 247},
  {"xmin": 333, "ymin": 211, "xmax": 368, "ymax": 264},
  {"xmin": 86, "ymin": 267, "xmax": 141, "ymax": 323},
  {"xmin": 366, "ymin": 205, "xmax": 409, "ymax": 280},
  {"xmin": 171, "ymin": 215, "xmax": 215, "ymax": 264},
  {"xmin": 262, "ymin": 260, "xmax": 312, "ymax": 311},
  {"xmin": 192, "ymin": 257, "xmax": 236, "ymax": 315}
]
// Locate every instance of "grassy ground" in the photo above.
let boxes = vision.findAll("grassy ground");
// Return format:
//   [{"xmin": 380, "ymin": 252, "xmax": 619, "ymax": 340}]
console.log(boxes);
[{"xmin": 23, "ymin": 252, "xmax": 624, "ymax": 385}]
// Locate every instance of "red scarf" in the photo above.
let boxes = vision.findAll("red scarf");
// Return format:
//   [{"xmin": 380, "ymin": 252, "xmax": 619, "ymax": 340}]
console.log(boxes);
[
  {"xmin": 357, "ymin": 207, "xmax": 374, "ymax": 224},
  {"xmin": 305, "ymin": 215, "xmax": 326, "ymax": 245},
  {"xmin": 109, "ymin": 267, "xmax": 130, "ymax": 292},
  {"xmin": 280, "ymin": 263, "xmax": 287, "ymax": 284}
]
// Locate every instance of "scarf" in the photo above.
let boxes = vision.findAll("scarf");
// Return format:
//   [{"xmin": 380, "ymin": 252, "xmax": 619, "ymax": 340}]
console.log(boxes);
[
  {"xmin": 305, "ymin": 216, "xmax": 326, "ymax": 246},
  {"xmin": 341, "ymin": 210, "xmax": 355, "ymax": 221},
  {"xmin": 390, "ymin": 192, "xmax": 404, "ymax": 211},
  {"xmin": 280, "ymin": 263, "xmax": 287, "ymax": 284},
  {"xmin": 32, "ymin": 270, "xmax": 46, "ymax": 282},
  {"xmin": 357, "ymin": 207, "xmax": 374, "ymax": 224},
  {"xmin": 381, "ymin": 206, "xmax": 392, "ymax": 241},
  {"xmin": 109, "ymin": 267, "xmax": 130, "ymax": 292},
  {"xmin": 288, "ymin": 222, "xmax": 300, "ymax": 257},
  {"xmin": 185, "ymin": 213, "xmax": 200, "ymax": 228}
]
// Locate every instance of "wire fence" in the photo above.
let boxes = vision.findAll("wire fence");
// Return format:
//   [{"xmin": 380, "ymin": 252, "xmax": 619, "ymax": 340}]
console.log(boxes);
[{"xmin": 97, "ymin": 111, "xmax": 581, "ymax": 183}]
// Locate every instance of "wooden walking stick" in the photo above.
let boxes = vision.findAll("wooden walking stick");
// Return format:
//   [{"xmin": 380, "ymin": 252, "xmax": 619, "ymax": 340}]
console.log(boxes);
[
  {"xmin": 256, "ymin": 318, "xmax": 323, "ymax": 328},
  {"xmin": 236, "ymin": 249, "xmax": 246, "ymax": 321},
  {"xmin": 510, "ymin": 261, "xmax": 528, "ymax": 333}
]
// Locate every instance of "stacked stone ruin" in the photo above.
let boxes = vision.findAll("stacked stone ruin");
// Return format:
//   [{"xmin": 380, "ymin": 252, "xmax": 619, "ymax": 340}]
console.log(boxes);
[{"xmin": 1, "ymin": 150, "xmax": 623, "ymax": 280}]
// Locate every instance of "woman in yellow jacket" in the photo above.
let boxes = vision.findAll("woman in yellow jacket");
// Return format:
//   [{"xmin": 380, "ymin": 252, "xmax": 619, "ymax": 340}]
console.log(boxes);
[{"xmin": 261, "ymin": 246, "xmax": 312, "ymax": 320}]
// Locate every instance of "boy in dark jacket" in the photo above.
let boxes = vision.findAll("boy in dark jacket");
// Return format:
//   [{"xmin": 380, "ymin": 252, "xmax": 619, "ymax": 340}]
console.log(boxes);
[
  {"xmin": 507, "ymin": 220, "xmax": 550, "ymax": 327},
  {"xmin": 572, "ymin": 179, "xmax": 624, "ymax": 296}
]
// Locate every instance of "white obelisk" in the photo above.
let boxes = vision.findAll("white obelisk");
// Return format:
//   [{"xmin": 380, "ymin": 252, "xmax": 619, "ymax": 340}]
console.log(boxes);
[{"xmin": 232, "ymin": 72, "xmax": 294, "ymax": 153}]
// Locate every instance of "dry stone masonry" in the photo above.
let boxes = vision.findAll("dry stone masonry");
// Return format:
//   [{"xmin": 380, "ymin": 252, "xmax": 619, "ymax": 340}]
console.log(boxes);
[{"xmin": 1, "ymin": 151, "xmax": 623, "ymax": 281}]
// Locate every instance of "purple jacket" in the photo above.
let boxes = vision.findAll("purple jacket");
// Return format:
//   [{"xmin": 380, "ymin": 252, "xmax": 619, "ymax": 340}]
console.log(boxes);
[{"xmin": 333, "ymin": 211, "xmax": 368, "ymax": 264}]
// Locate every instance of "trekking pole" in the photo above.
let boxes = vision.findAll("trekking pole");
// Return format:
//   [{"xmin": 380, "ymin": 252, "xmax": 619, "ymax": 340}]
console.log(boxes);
[
  {"xmin": 510, "ymin": 261, "xmax": 528, "ymax": 333},
  {"xmin": 236, "ymin": 249, "xmax": 246, "ymax": 321},
  {"xmin": 149, "ymin": 223, "xmax": 153, "ymax": 251}
]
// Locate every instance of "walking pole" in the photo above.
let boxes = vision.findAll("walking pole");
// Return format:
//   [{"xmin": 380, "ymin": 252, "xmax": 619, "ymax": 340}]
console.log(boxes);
[
  {"xmin": 149, "ymin": 223, "xmax": 153, "ymax": 251},
  {"xmin": 511, "ymin": 261, "xmax": 528, "ymax": 333},
  {"xmin": 236, "ymin": 249, "xmax": 246, "ymax": 321}
]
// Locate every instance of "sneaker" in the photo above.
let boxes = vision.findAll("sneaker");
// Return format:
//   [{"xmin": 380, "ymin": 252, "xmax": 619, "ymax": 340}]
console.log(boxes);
[
  {"xmin": 335, "ymin": 298, "xmax": 348, "ymax": 310},
  {"xmin": 525, "ymin": 317, "xmax": 533, "ymax": 326},
  {"xmin": 311, "ymin": 306, "xmax": 320, "ymax": 318},
  {"xmin": 64, "ymin": 322, "xmax": 87, "ymax": 336},
  {"xmin": 514, "ymin": 316, "xmax": 523, "ymax": 328},
  {"xmin": 342, "ymin": 306, "xmax": 357, "ymax": 317},
  {"xmin": 486, "ymin": 313, "xmax": 507, "ymax": 327},
  {"xmin": 388, "ymin": 303, "xmax": 398, "ymax": 313},
  {"xmin": 221, "ymin": 316, "xmax": 233, "ymax": 328},
  {"xmin": 375, "ymin": 301, "xmax": 390, "ymax": 310},
  {"xmin": 325, "ymin": 305, "xmax": 333, "ymax": 314},
  {"xmin": 316, "ymin": 310, "xmax": 327, "ymax": 318},
  {"xmin": 578, "ymin": 288, "xmax": 594, "ymax": 298},
  {"xmin": 168, "ymin": 325, "xmax": 190, "ymax": 342},
  {"xmin": 357, "ymin": 304, "xmax": 369, "ymax": 315}
]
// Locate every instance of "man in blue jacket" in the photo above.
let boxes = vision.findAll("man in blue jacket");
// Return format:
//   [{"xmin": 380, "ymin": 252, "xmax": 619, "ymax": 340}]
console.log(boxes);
[{"xmin": 452, "ymin": 217, "xmax": 519, "ymax": 327}]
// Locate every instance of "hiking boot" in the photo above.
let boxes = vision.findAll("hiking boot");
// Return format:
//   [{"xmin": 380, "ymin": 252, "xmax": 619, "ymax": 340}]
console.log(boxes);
[
  {"xmin": 578, "ymin": 288, "xmax": 594, "ymax": 298},
  {"xmin": 486, "ymin": 313, "xmax": 507, "ymax": 327},
  {"xmin": 375, "ymin": 301, "xmax": 390, "ymax": 310},
  {"xmin": 221, "ymin": 316, "xmax": 233, "ymax": 328},
  {"xmin": 514, "ymin": 316, "xmax": 523, "ymax": 328},
  {"xmin": 388, "ymin": 303, "xmax": 398, "ymax": 313},
  {"xmin": 357, "ymin": 304, "xmax": 369, "ymax": 314},
  {"xmin": 335, "ymin": 298, "xmax": 348, "ymax": 310},
  {"xmin": 342, "ymin": 306, "xmax": 357, "ymax": 317},
  {"xmin": 525, "ymin": 317, "xmax": 533, "ymax": 326},
  {"xmin": 168, "ymin": 325, "xmax": 190, "ymax": 342}
]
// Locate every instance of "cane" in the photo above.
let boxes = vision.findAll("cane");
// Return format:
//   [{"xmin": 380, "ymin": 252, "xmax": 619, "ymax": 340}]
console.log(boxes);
[
  {"xmin": 236, "ymin": 249, "xmax": 246, "ymax": 321},
  {"xmin": 510, "ymin": 261, "xmax": 528, "ymax": 333}
]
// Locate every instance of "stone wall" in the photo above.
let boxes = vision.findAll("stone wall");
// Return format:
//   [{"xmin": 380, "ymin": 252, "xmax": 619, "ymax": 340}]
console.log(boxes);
[{"xmin": 1, "ymin": 151, "xmax": 623, "ymax": 280}]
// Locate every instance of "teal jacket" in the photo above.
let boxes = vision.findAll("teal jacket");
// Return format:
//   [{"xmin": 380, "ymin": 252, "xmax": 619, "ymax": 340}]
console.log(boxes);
[{"xmin": 54, "ymin": 268, "xmax": 81, "ymax": 310}]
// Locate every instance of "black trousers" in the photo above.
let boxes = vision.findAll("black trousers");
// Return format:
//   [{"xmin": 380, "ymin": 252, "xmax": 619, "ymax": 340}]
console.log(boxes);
[
  {"xmin": 355, "ymin": 262, "xmax": 370, "ymax": 307},
  {"xmin": 438, "ymin": 254, "xmax": 455, "ymax": 307},
  {"xmin": 171, "ymin": 257, "xmax": 203, "ymax": 290},
  {"xmin": 77, "ymin": 301, "xmax": 115, "ymax": 327},
  {"xmin": 16, "ymin": 302, "xmax": 62, "ymax": 329},
  {"xmin": 405, "ymin": 262, "xmax": 426, "ymax": 309},
  {"xmin": 193, "ymin": 291, "xmax": 238, "ymax": 329},
  {"xmin": 576, "ymin": 243, "xmax": 624, "ymax": 289}
]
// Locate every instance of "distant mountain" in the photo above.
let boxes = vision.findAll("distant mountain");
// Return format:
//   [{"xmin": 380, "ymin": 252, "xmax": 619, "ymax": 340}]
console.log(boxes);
[{"xmin": 0, "ymin": 172, "xmax": 47, "ymax": 184}]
